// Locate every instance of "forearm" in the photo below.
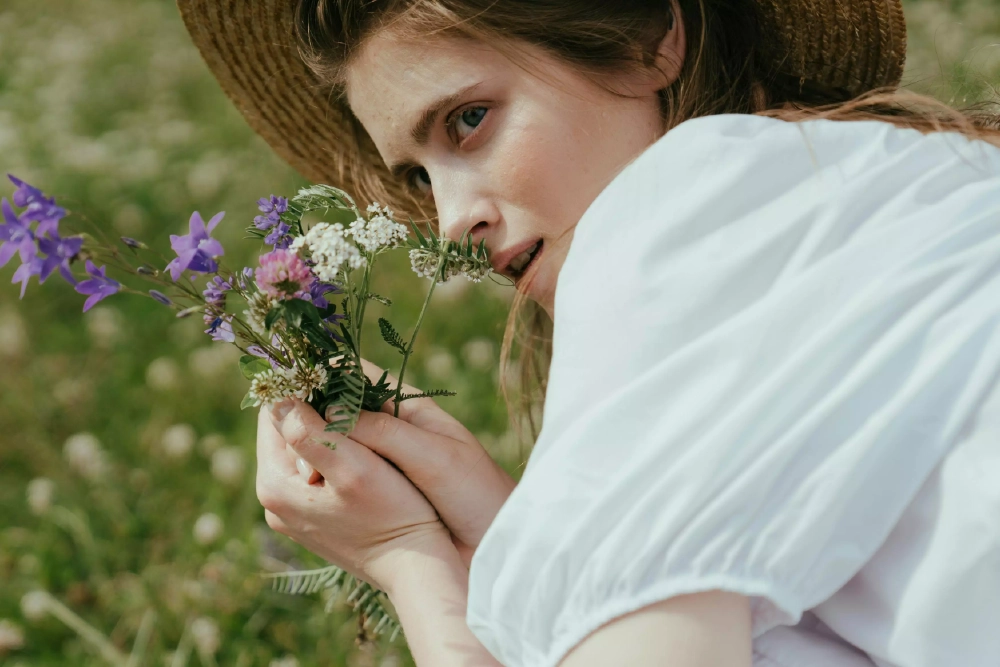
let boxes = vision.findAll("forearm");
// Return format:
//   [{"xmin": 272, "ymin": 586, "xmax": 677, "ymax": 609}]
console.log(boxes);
[{"xmin": 385, "ymin": 544, "xmax": 501, "ymax": 667}]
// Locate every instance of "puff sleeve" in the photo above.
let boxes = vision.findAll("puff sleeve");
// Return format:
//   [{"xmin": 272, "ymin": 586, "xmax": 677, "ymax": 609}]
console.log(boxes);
[{"xmin": 465, "ymin": 115, "xmax": 1000, "ymax": 667}]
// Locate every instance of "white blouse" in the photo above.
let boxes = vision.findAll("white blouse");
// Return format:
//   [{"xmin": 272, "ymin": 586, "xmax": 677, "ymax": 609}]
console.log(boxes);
[{"xmin": 466, "ymin": 114, "xmax": 1000, "ymax": 667}]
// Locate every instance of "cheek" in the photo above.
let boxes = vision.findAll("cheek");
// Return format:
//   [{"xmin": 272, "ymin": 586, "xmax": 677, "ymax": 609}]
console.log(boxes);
[{"xmin": 489, "ymin": 105, "xmax": 599, "ymax": 238}]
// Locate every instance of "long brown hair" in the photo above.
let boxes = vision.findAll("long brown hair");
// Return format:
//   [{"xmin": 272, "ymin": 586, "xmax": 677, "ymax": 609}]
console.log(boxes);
[{"xmin": 293, "ymin": 0, "xmax": 1000, "ymax": 439}]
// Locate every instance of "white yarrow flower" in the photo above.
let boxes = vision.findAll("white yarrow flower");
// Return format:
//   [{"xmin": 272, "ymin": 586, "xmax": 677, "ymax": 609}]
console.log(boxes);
[
  {"xmin": 26, "ymin": 478, "xmax": 55, "ymax": 516},
  {"xmin": 193, "ymin": 513, "xmax": 224, "ymax": 546},
  {"xmin": 294, "ymin": 222, "xmax": 364, "ymax": 282},
  {"xmin": 347, "ymin": 203, "xmax": 408, "ymax": 252}
]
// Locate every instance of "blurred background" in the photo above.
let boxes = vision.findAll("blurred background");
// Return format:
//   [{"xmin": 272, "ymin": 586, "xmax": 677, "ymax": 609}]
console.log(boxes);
[{"xmin": 0, "ymin": 0, "xmax": 998, "ymax": 664}]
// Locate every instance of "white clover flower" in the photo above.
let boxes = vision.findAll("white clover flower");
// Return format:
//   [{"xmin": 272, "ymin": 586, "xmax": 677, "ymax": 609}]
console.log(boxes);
[
  {"xmin": 146, "ymin": 357, "xmax": 180, "ymax": 391},
  {"xmin": 461, "ymin": 338, "xmax": 496, "ymax": 370},
  {"xmin": 84, "ymin": 305, "xmax": 123, "ymax": 349},
  {"xmin": 269, "ymin": 656, "xmax": 300, "ymax": 667},
  {"xmin": 63, "ymin": 433, "xmax": 107, "ymax": 481},
  {"xmin": 283, "ymin": 362, "xmax": 328, "ymax": 402},
  {"xmin": 211, "ymin": 446, "xmax": 246, "ymax": 485},
  {"xmin": 199, "ymin": 433, "xmax": 227, "ymax": 456},
  {"xmin": 190, "ymin": 616, "xmax": 221, "ymax": 655},
  {"xmin": 247, "ymin": 369, "xmax": 296, "ymax": 407},
  {"xmin": 26, "ymin": 478, "xmax": 55, "ymax": 516},
  {"xmin": 0, "ymin": 619, "xmax": 25, "ymax": 652},
  {"xmin": 347, "ymin": 203, "xmax": 408, "ymax": 253},
  {"xmin": 0, "ymin": 308, "xmax": 27, "ymax": 359},
  {"xmin": 244, "ymin": 291, "xmax": 275, "ymax": 336},
  {"xmin": 20, "ymin": 591, "xmax": 49, "ymax": 622},
  {"xmin": 161, "ymin": 423, "xmax": 196, "ymax": 460},
  {"xmin": 293, "ymin": 222, "xmax": 364, "ymax": 282},
  {"xmin": 193, "ymin": 513, "xmax": 224, "ymax": 546}
]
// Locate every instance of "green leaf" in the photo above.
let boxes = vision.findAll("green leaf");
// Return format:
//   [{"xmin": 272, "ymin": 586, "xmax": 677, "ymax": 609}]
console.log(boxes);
[
  {"xmin": 366, "ymin": 293, "xmax": 392, "ymax": 306},
  {"xmin": 264, "ymin": 303, "xmax": 284, "ymax": 331},
  {"xmin": 321, "ymin": 348, "xmax": 366, "ymax": 434},
  {"xmin": 378, "ymin": 318, "xmax": 406, "ymax": 354},
  {"xmin": 409, "ymin": 219, "xmax": 427, "ymax": 248},
  {"xmin": 240, "ymin": 391, "xmax": 258, "ymax": 410},
  {"xmin": 239, "ymin": 355, "xmax": 271, "ymax": 379},
  {"xmin": 399, "ymin": 389, "xmax": 457, "ymax": 401}
]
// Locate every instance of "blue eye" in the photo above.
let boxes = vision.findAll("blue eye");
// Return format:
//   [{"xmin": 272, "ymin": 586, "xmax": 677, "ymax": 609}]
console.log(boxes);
[
  {"xmin": 453, "ymin": 106, "xmax": 488, "ymax": 141},
  {"xmin": 409, "ymin": 167, "xmax": 431, "ymax": 195}
]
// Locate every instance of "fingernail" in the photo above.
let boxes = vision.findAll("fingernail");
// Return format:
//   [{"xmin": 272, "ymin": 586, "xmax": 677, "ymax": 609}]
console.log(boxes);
[
  {"xmin": 295, "ymin": 457, "xmax": 313, "ymax": 478},
  {"xmin": 269, "ymin": 400, "xmax": 294, "ymax": 423}
]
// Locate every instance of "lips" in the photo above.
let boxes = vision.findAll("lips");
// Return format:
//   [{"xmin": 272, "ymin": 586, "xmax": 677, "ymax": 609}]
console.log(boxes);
[{"xmin": 508, "ymin": 240, "xmax": 541, "ymax": 274}]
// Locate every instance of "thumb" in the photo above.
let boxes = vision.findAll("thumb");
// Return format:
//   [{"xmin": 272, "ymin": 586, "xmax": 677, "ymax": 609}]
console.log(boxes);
[{"xmin": 268, "ymin": 399, "xmax": 344, "ymax": 478}]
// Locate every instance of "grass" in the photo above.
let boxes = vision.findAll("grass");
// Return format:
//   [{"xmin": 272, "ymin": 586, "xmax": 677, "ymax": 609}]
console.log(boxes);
[{"xmin": 0, "ymin": 0, "xmax": 997, "ymax": 664}]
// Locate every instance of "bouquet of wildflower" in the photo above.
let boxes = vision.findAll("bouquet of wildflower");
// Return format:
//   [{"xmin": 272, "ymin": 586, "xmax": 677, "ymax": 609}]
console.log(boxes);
[{"xmin": 1, "ymin": 174, "xmax": 491, "ymax": 642}]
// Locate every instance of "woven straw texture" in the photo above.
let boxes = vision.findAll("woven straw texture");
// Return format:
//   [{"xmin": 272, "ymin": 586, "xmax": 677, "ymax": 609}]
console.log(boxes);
[{"xmin": 177, "ymin": 0, "xmax": 906, "ymax": 212}]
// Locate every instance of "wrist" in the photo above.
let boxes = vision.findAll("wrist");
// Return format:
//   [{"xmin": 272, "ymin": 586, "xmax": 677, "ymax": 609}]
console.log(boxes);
[{"xmin": 380, "ymin": 535, "xmax": 469, "ymax": 604}]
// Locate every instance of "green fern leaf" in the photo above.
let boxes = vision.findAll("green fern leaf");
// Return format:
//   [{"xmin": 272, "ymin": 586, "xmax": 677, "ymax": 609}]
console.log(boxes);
[{"xmin": 378, "ymin": 318, "xmax": 406, "ymax": 354}]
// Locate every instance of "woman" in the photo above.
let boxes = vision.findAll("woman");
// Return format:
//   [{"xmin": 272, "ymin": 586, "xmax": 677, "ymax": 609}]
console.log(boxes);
[{"xmin": 180, "ymin": 0, "xmax": 1000, "ymax": 665}]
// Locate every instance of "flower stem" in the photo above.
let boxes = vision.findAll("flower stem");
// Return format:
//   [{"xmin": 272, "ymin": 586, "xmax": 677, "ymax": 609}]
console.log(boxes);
[{"xmin": 393, "ymin": 256, "xmax": 445, "ymax": 417}]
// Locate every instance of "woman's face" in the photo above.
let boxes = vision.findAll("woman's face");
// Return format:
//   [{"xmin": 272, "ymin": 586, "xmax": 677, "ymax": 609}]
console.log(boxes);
[{"xmin": 345, "ymin": 31, "xmax": 670, "ymax": 314}]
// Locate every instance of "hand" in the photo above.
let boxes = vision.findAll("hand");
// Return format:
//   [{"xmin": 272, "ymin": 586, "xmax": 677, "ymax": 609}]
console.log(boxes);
[
  {"xmin": 255, "ymin": 401, "xmax": 455, "ymax": 593},
  {"xmin": 348, "ymin": 360, "xmax": 517, "ymax": 567}
]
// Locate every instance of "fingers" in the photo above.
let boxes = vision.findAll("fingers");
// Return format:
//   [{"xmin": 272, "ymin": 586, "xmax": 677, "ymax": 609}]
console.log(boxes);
[
  {"xmin": 268, "ymin": 399, "xmax": 345, "ymax": 478},
  {"xmin": 359, "ymin": 358, "xmax": 474, "ymax": 441},
  {"xmin": 350, "ymin": 409, "xmax": 461, "ymax": 475},
  {"xmin": 257, "ymin": 406, "xmax": 297, "ymax": 477}
]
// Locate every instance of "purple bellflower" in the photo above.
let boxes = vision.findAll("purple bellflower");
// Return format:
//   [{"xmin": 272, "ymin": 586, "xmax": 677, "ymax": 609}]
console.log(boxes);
[
  {"xmin": 36, "ymin": 232, "xmax": 83, "ymax": 285},
  {"xmin": 11, "ymin": 257, "xmax": 42, "ymax": 298},
  {"xmin": 308, "ymin": 279, "xmax": 342, "ymax": 310},
  {"xmin": 8, "ymin": 175, "xmax": 66, "ymax": 237},
  {"xmin": 74, "ymin": 260, "xmax": 120, "ymax": 311},
  {"xmin": 204, "ymin": 312, "xmax": 236, "ymax": 343},
  {"xmin": 0, "ymin": 199, "xmax": 37, "ymax": 270},
  {"xmin": 166, "ymin": 211, "xmax": 225, "ymax": 281}
]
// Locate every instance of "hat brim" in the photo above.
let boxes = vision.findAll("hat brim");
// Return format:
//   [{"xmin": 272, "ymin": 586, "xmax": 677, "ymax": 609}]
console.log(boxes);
[{"xmin": 177, "ymin": 0, "xmax": 905, "ymax": 214}]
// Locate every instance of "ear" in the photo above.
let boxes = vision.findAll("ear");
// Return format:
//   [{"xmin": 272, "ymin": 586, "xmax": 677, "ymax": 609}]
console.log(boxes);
[{"xmin": 651, "ymin": 0, "xmax": 686, "ymax": 90}]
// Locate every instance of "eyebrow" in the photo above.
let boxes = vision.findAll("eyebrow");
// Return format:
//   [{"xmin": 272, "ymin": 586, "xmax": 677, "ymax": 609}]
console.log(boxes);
[{"xmin": 387, "ymin": 82, "xmax": 483, "ymax": 178}]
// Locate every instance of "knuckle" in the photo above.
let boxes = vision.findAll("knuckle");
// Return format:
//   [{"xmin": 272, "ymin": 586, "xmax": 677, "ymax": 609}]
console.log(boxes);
[
  {"xmin": 336, "ymin": 465, "xmax": 369, "ymax": 499},
  {"xmin": 256, "ymin": 484, "xmax": 285, "ymax": 514},
  {"xmin": 264, "ymin": 510, "xmax": 285, "ymax": 533}
]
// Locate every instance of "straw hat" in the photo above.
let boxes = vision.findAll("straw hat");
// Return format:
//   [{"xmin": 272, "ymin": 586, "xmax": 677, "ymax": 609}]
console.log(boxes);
[{"xmin": 177, "ymin": 0, "xmax": 906, "ymax": 214}]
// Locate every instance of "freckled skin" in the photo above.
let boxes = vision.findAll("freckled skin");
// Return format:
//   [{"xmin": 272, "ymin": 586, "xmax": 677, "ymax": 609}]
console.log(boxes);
[{"xmin": 346, "ymin": 33, "xmax": 671, "ymax": 315}]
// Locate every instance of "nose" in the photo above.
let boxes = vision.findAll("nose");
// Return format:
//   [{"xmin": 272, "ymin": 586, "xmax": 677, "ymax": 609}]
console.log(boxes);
[{"xmin": 432, "ymin": 172, "xmax": 499, "ymax": 247}]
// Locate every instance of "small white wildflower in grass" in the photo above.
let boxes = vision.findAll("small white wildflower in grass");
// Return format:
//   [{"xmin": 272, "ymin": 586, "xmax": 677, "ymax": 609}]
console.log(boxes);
[
  {"xmin": 211, "ymin": 447, "xmax": 246, "ymax": 485},
  {"xmin": 190, "ymin": 616, "xmax": 220, "ymax": 655},
  {"xmin": 26, "ymin": 478, "xmax": 54, "ymax": 516},
  {"xmin": 189, "ymin": 344, "xmax": 237, "ymax": 381},
  {"xmin": 0, "ymin": 308, "xmax": 27, "ymax": 359},
  {"xmin": 52, "ymin": 377, "xmax": 90, "ymax": 408},
  {"xmin": 84, "ymin": 305, "xmax": 122, "ymax": 348},
  {"xmin": 199, "ymin": 433, "xmax": 227, "ymax": 456},
  {"xmin": 347, "ymin": 203, "xmax": 408, "ymax": 253},
  {"xmin": 63, "ymin": 433, "xmax": 107, "ymax": 481},
  {"xmin": 425, "ymin": 349, "xmax": 456, "ymax": 379},
  {"xmin": 462, "ymin": 338, "xmax": 496, "ymax": 370},
  {"xmin": 270, "ymin": 657, "xmax": 300, "ymax": 667},
  {"xmin": 247, "ymin": 369, "xmax": 295, "ymax": 407},
  {"xmin": 161, "ymin": 424, "xmax": 196, "ymax": 460},
  {"xmin": 193, "ymin": 513, "xmax": 224, "ymax": 546},
  {"xmin": 291, "ymin": 222, "xmax": 364, "ymax": 282},
  {"xmin": 145, "ymin": 357, "xmax": 180, "ymax": 391},
  {"xmin": 0, "ymin": 619, "xmax": 25, "ymax": 653},
  {"xmin": 19, "ymin": 592, "xmax": 49, "ymax": 622}
]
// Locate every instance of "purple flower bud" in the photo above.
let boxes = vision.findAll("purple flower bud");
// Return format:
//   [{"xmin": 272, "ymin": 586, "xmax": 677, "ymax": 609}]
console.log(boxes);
[
  {"xmin": 137, "ymin": 265, "xmax": 157, "ymax": 276},
  {"xmin": 149, "ymin": 290, "xmax": 172, "ymax": 306},
  {"xmin": 121, "ymin": 236, "xmax": 147, "ymax": 250}
]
